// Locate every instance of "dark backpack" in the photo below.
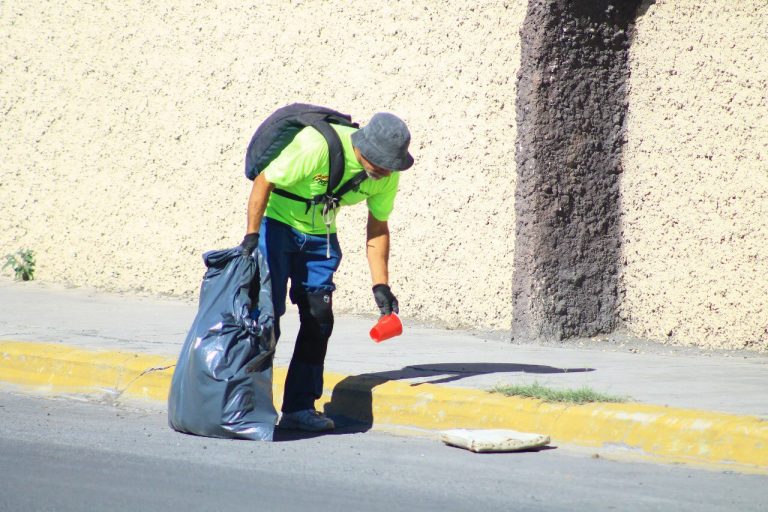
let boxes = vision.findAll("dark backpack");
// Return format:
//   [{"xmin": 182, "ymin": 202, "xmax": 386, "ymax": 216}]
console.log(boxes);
[{"xmin": 244, "ymin": 103, "xmax": 367, "ymax": 214}]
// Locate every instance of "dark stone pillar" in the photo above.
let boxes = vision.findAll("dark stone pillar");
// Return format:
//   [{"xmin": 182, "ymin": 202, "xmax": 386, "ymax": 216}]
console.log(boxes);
[{"xmin": 513, "ymin": 0, "xmax": 645, "ymax": 340}]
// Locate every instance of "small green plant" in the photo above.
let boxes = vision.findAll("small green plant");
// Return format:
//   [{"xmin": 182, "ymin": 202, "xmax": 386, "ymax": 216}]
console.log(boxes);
[
  {"xmin": 3, "ymin": 249, "xmax": 36, "ymax": 281},
  {"xmin": 490, "ymin": 381, "xmax": 628, "ymax": 405}
]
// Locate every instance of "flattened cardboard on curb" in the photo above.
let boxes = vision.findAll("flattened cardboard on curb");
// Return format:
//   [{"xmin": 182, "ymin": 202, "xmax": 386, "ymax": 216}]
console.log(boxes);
[{"xmin": 441, "ymin": 429, "xmax": 550, "ymax": 453}]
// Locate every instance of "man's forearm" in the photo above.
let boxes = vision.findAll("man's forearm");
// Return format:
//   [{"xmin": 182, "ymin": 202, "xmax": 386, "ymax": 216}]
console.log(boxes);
[
  {"xmin": 366, "ymin": 213, "xmax": 390, "ymax": 286},
  {"xmin": 247, "ymin": 173, "xmax": 275, "ymax": 234}
]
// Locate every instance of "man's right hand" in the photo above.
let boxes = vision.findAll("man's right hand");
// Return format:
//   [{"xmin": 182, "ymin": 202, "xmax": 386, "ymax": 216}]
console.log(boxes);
[{"xmin": 241, "ymin": 233, "xmax": 260, "ymax": 256}]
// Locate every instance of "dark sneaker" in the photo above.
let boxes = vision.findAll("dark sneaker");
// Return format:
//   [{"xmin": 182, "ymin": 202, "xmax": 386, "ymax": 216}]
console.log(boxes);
[{"xmin": 279, "ymin": 409, "xmax": 335, "ymax": 432}]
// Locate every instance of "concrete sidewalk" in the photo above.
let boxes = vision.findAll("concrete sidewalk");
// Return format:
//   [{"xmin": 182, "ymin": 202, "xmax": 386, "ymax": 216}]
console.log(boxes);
[{"xmin": 1, "ymin": 278, "xmax": 766, "ymax": 472}]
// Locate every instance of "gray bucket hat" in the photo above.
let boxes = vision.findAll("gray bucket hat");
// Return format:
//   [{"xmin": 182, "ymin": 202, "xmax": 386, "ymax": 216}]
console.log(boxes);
[{"xmin": 351, "ymin": 112, "xmax": 414, "ymax": 171}]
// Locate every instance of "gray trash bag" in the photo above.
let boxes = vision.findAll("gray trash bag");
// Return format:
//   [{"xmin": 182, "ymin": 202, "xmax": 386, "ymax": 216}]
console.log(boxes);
[{"xmin": 167, "ymin": 246, "xmax": 278, "ymax": 441}]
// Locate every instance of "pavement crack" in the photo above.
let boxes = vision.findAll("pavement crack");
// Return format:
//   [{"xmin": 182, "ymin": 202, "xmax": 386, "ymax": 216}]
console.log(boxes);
[{"xmin": 121, "ymin": 364, "xmax": 176, "ymax": 390}]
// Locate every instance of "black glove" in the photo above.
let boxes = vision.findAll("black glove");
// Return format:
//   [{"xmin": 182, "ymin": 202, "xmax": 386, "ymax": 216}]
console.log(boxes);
[
  {"xmin": 240, "ymin": 232, "xmax": 260, "ymax": 256},
  {"xmin": 372, "ymin": 284, "xmax": 399, "ymax": 316}
]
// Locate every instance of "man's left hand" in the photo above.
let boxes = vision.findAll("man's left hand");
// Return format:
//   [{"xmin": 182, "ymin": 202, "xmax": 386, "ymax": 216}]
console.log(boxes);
[{"xmin": 372, "ymin": 284, "xmax": 399, "ymax": 316}]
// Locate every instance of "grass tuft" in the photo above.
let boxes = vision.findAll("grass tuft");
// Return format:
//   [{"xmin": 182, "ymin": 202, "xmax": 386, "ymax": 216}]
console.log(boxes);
[
  {"xmin": 490, "ymin": 381, "xmax": 628, "ymax": 404},
  {"xmin": 3, "ymin": 249, "xmax": 35, "ymax": 281}
]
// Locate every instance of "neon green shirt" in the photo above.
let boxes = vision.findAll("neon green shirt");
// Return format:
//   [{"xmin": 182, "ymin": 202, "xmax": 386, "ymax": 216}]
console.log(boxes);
[{"xmin": 263, "ymin": 124, "xmax": 400, "ymax": 235}]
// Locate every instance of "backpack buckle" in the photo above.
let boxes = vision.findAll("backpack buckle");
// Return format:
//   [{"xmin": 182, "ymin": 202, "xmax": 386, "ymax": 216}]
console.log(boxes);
[{"xmin": 322, "ymin": 195, "xmax": 340, "ymax": 218}]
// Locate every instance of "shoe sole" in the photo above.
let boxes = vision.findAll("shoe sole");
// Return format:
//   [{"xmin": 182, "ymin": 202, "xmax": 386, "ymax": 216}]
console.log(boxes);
[{"xmin": 278, "ymin": 419, "xmax": 335, "ymax": 432}]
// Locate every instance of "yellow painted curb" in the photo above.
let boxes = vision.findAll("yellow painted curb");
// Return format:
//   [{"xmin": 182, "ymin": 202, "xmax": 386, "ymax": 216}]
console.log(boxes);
[
  {"xmin": 1, "ymin": 340, "xmax": 766, "ymax": 473},
  {"xmin": 0, "ymin": 340, "xmax": 176, "ymax": 403}
]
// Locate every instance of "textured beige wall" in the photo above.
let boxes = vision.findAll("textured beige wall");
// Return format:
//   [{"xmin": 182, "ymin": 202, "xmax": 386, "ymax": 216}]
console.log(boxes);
[
  {"xmin": 0, "ymin": 2, "xmax": 525, "ymax": 330},
  {"xmin": 622, "ymin": 0, "xmax": 768, "ymax": 349},
  {"xmin": 6, "ymin": 1, "xmax": 765, "ymax": 349}
]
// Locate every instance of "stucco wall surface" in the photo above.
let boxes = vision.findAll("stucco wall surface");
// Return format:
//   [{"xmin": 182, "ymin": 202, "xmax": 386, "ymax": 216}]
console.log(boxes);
[
  {"xmin": 0, "ymin": 1, "xmax": 526, "ymax": 330},
  {"xmin": 622, "ymin": 0, "xmax": 768, "ymax": 350}
]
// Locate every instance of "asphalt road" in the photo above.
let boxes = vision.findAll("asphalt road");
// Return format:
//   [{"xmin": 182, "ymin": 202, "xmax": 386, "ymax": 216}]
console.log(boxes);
[{"xmin": 0, "ymin": 392, "xmax": 764, "ymax": 512}]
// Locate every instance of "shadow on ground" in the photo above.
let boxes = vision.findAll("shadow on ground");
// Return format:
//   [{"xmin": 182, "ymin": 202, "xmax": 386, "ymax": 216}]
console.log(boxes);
[{"xmin": 274, "ymin": 362, "xmax": 593, "ymax": 441}]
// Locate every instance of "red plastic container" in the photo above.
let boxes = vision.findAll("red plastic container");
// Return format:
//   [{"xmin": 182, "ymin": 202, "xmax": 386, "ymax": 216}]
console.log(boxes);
[{"xmin": 370, "ymin": 313, "xmax": 403, "ymax": 343}]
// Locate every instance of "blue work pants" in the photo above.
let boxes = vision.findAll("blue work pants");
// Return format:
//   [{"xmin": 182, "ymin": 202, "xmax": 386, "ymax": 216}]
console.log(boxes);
[{"xmin": 258, "ymin": 217, "xmax": 342, "ymax": 413}]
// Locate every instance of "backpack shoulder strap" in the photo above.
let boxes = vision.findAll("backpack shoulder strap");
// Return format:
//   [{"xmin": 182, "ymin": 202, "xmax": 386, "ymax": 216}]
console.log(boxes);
[
  {"xmin": 299, "ymin": 114, "xmax": 347, "ymax": 197},
  {"xmin": 333, "ymin": 171, "xmax": 368, "ymax": 199}
]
